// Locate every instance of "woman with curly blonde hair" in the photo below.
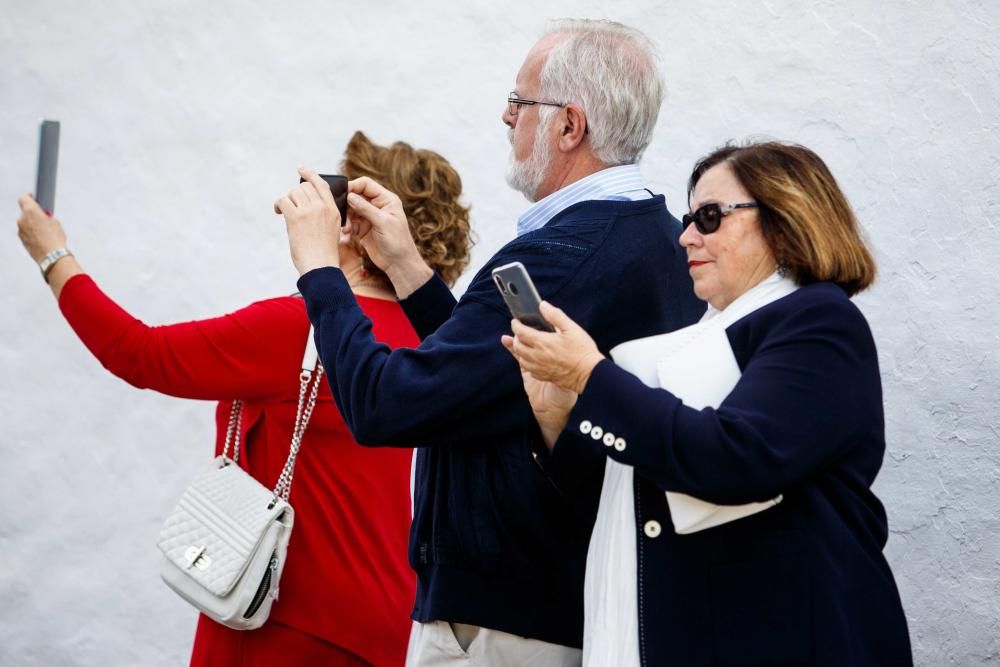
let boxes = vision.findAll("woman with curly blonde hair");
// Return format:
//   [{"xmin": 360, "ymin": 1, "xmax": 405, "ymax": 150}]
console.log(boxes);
[
  {"xmin": 341, "ymin": 131, "xmax": 472, "ymax": 288},
  {"xmin": 16, "ymin": 131, "xmax": 473, "ymax": 667}
]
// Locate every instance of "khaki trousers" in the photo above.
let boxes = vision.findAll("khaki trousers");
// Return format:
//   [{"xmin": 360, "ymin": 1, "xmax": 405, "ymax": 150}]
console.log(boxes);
[{"xmin": 405, "ymin": 621, "xmax": 582, "ymax": 667}]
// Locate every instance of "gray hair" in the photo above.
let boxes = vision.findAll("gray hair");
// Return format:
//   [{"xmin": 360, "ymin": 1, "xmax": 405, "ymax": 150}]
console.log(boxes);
[{"xmin": 539, "ymin": 19, "xmax": 664, "ymax": 165}]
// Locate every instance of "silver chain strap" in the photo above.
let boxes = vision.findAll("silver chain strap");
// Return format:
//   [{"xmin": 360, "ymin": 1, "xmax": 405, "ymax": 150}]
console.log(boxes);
[
  {"xmin": 273, "ymin": 364, "xmax": 324, "ymax": 501},
  {"xmin": 220, "ymin": 362, "xmax": 324, "ymax": 504},
  {"xmin": 222, "ymin": 400, "xmax": 244, "ymax": 461}
]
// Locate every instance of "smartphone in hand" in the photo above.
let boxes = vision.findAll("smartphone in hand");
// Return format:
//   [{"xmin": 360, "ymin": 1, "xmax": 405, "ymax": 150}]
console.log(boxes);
[
  {"xmin": 300, "ymin": 174, "xmax": 348, "ymax": 226},
  {"xmin": 35, "ymin": 119, "xmax": 60, "ymax": 215},
  {"xmin": 492, "ymin": 261, "xmax": 555, "ymax": 332}
]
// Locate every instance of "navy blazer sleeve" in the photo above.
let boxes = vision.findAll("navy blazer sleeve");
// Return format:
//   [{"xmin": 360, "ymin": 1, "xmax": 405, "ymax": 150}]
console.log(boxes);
[
  {"xmin": 559, "ymin": 290, "xmax": 883, "ymax": 505},
  {"xmin": 399, "ymin": 273, "xmax": 458, "ymax": 341},
  {"xmin": 297, "ymin": 264, "xmax": 528, "ymax": 447}
]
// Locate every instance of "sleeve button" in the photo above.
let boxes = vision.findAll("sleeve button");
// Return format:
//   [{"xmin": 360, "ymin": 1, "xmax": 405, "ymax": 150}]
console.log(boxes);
[
  {"xmin": 602, "ymin": 432, "xmax": 615, "ymax": 447},
  {"xmin": 614, "ymin": 437, "xmax": 626, "ymax": 451},
  {"xmin": 579, "ymin": 420, "xmax": 592, "ymax": 435},
  {"xmin": 590, "ymin": 426, "xmax": 604, "ymax": 440}
]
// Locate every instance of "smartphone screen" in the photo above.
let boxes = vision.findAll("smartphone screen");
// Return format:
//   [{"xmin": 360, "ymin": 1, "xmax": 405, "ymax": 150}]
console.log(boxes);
[
  {"xmin": 300, "ymin": 174, "xmax": 348, "ymax": 226},
  {"xmin": 492, "ymin": 261, "xmax": 555, "ymax": 332},
  {"xmin": 35, "ymin": 120, "xmax": 60, "ymax": 215}
]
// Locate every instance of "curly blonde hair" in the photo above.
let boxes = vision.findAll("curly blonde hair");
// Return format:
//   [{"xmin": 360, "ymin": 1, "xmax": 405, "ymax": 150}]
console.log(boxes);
[{"xmin": 340, "ymin": 131, "xmax": 473, "ymax": 287}]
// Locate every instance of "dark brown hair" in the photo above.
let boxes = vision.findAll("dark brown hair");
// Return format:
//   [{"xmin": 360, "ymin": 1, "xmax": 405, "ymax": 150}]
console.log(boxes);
[
  {"xmin": 340, "ymin": 131, "xmax": 473, "ymax": 287},
  {"xmin": 688, "ymin": 140, "xmax": 876, "ymax": 296}
]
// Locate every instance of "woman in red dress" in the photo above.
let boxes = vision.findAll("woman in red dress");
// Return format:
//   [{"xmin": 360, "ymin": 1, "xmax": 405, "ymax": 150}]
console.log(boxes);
[{"xmin": 15, "ymin": 131, "xmax": 473, "ymax": 667}]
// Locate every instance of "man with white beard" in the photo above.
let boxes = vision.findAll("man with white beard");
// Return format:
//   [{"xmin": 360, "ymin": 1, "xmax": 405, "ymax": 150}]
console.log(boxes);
[{"xmin": 277, "ymin": 19, "xmax": 703, "ymax": 666}]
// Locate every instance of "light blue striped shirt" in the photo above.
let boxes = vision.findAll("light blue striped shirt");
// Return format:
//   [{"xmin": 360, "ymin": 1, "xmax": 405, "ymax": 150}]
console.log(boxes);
[{"xmin": 516, "ymin": 164, "xmax": 652, "ymax": 236}]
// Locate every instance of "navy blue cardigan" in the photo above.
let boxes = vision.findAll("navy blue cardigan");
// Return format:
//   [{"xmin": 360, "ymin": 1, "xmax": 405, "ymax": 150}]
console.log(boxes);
[
  {"xmin": 297, "ymin": 196, "xmax": 704, "ymax": 647},
  {"xmin": 559, "ymin": 282, "xmax": 912, "ymax": 665}
]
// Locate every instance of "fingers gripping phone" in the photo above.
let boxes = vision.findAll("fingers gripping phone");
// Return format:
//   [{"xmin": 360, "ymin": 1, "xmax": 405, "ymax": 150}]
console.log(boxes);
[
  {"xmin": 492, "ymin": 261, "xmax": 555, "ymax": 332},
  {"xmin": 35, "ymin": 120, "xmax": 60, "ymax": 215},
  {"xmin": 300, "ymin": 174, "xmax": 348, "ymax": 226}
]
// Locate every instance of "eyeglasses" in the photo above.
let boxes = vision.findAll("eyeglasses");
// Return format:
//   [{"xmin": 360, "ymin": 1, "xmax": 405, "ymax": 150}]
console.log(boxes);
[
  {"xmin": 682, "ymin": 202, "xmax": 758, "ymax": 235},
  {"xmin": 507, "ymin": 91, "xmax": 567, "ymax": 117}
]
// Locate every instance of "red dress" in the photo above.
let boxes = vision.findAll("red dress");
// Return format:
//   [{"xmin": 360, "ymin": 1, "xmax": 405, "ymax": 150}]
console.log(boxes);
[{"xmin": 59, "ymin": 275, "xmax": 417, "ymax": 667}]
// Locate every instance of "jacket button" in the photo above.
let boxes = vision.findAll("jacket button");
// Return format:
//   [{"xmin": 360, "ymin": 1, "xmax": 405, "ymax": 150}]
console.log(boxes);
[
  {"xmin": 579, "ymin": 420, "xmax": 592, "ymax": 435},
  {"xmin": 614, "ymin": 437, "xmax": 626, "ymax": 451},
  {"xmin": 643, "ymin": 520, "xmax": 662, "ymax": 538},
  {"xmin": 603, "ymin": 432, "xmax": 615, "ymax": 447},
  {"xmin": 590, "ymin": 426, "xmax": 604, "ymax": 440}
]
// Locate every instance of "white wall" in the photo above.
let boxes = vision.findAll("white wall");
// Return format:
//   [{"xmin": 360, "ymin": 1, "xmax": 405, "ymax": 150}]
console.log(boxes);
[{"xmin": 2, "ymin": 1, "xmax": 997, "ymax": 664}]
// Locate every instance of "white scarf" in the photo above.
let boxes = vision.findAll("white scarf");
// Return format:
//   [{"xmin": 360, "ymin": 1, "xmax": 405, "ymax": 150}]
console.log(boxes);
[{"xmin": 583, "ymin": 272, "xmax": 798, "ymax": 667}]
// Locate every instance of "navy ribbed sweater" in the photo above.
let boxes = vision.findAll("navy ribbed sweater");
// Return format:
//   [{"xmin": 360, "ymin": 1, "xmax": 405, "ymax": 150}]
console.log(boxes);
[{"xmin": 297, "ymin": 196, "xmax": 704, "ymax": 647}]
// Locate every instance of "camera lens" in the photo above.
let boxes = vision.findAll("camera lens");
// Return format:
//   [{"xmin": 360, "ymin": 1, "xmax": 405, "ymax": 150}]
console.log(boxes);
[{"xmin": 493, "ymin": 274, "xmax": 507, "ymax": 294}]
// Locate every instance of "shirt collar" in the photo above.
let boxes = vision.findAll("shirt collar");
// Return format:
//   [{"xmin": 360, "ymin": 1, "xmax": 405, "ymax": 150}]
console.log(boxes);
[{"xmin": 516, "ymin": 164, "xmax": 649, "ymax": 236}]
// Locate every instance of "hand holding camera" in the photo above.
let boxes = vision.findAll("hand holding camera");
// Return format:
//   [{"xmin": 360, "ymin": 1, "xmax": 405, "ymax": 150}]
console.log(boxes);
[{"xmin": 274, "ymin": 166, "xmax": 343, "ymax": 276}]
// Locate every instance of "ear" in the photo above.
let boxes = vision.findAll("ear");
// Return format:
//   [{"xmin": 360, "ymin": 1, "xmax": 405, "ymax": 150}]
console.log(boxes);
[{"xmin": 556, "ymin": 104, "xmax": 588, "ymax": 153}]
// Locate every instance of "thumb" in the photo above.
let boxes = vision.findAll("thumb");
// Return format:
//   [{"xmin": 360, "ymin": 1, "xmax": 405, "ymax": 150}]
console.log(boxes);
[
  {"xmin": 344, "ymin": 208, "xmax": 371, "ymax": 239},
  {"xmin": 19, "ymin": 194, "xmax": 42, "ymax": 214},
  {"xmin": 347, "ymin": 192, "xmax": 384, "ymax": 226},
  {"xmin": 538, "ymin": 301, "xmax": 576, "ymax": 333}
]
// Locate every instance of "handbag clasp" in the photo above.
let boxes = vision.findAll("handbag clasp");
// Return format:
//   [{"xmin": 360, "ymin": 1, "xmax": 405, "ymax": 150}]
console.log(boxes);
[{"xmin": 184, "ymin": 545, "xmax": 212, "ymax": 571}]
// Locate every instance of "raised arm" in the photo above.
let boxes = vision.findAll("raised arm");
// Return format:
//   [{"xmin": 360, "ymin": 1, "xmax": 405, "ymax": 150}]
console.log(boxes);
[
  {"xmin": 58, "ymin": 276, "xmax": 308, "ymax": 401},
  {"xmin": 277, "ymin": 170, "xmax": 526, "ymax": 446},
  {"xmin": 296, "ymin": 262, "xmax": 531, "ymax": 447},
  {"xmin": 17, "ymin": 194, "xmax": 308, "ymax": 401}
]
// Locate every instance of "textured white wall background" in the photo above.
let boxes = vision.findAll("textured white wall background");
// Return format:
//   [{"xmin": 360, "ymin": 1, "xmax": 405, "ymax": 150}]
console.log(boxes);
[{"xmin": 2, "ymin": 0, "xmax": 997, "ymax": 664}]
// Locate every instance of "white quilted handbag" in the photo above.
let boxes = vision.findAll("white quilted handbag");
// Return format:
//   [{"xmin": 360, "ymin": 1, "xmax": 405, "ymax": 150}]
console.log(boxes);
[{"xmin": 156, "ymin": 326, "xmax": 323, "ymax": 630}]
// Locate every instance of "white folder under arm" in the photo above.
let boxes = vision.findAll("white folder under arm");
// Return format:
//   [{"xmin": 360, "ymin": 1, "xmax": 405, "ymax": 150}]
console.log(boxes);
[{"xmin": 610, "ymin": 315, "xmax": 782, "ymax": 534}]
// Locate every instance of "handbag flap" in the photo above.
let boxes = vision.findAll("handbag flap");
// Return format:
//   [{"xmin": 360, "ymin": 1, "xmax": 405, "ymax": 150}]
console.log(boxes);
[{"xmin": 157, "ymin": 456, "xmax": 290, "ymax": 596}]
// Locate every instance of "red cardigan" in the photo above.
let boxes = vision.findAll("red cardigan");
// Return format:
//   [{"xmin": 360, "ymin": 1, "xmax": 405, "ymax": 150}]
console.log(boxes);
[{"xmin": 59, "ymin": 274, "xmax": 417, "ymax": 667}]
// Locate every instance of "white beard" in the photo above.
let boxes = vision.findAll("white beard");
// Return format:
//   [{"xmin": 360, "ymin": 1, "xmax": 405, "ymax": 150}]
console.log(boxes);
[{"xmin": 505, "ymin": 115, "xmax": 554, "ymax": 202}]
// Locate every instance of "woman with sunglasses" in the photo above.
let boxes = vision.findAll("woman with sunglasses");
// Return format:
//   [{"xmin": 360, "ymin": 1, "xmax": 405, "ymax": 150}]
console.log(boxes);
[{"xmin": 502, "ymin": 141, "xmax": 912, "ymax": 666}]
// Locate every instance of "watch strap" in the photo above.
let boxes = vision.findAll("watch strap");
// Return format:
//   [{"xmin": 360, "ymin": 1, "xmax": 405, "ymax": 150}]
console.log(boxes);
[{"xmin": 39, "ymin": 248, "xmax": 73, "ymax": 280}]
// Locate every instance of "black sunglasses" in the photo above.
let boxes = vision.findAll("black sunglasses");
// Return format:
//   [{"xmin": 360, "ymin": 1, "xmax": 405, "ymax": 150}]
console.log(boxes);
[{"xmin": 682, "ymin": 202, "xmax": 758, "ymax": 234}]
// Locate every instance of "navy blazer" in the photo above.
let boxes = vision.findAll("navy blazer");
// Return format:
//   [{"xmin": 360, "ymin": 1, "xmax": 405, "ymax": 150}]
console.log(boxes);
[
  {"xmin": 560, "ymin": 282, "xmax": 912, "ymax": 666},
  {"xmin": 298, "ymin": 196, "xmax": 705, "ymax": 647}
]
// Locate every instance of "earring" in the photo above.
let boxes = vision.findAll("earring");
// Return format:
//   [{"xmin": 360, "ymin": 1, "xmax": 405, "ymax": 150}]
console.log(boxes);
[{"xmin": 776, "ymin": 263, "xmax": 788, "ymax": 278}]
